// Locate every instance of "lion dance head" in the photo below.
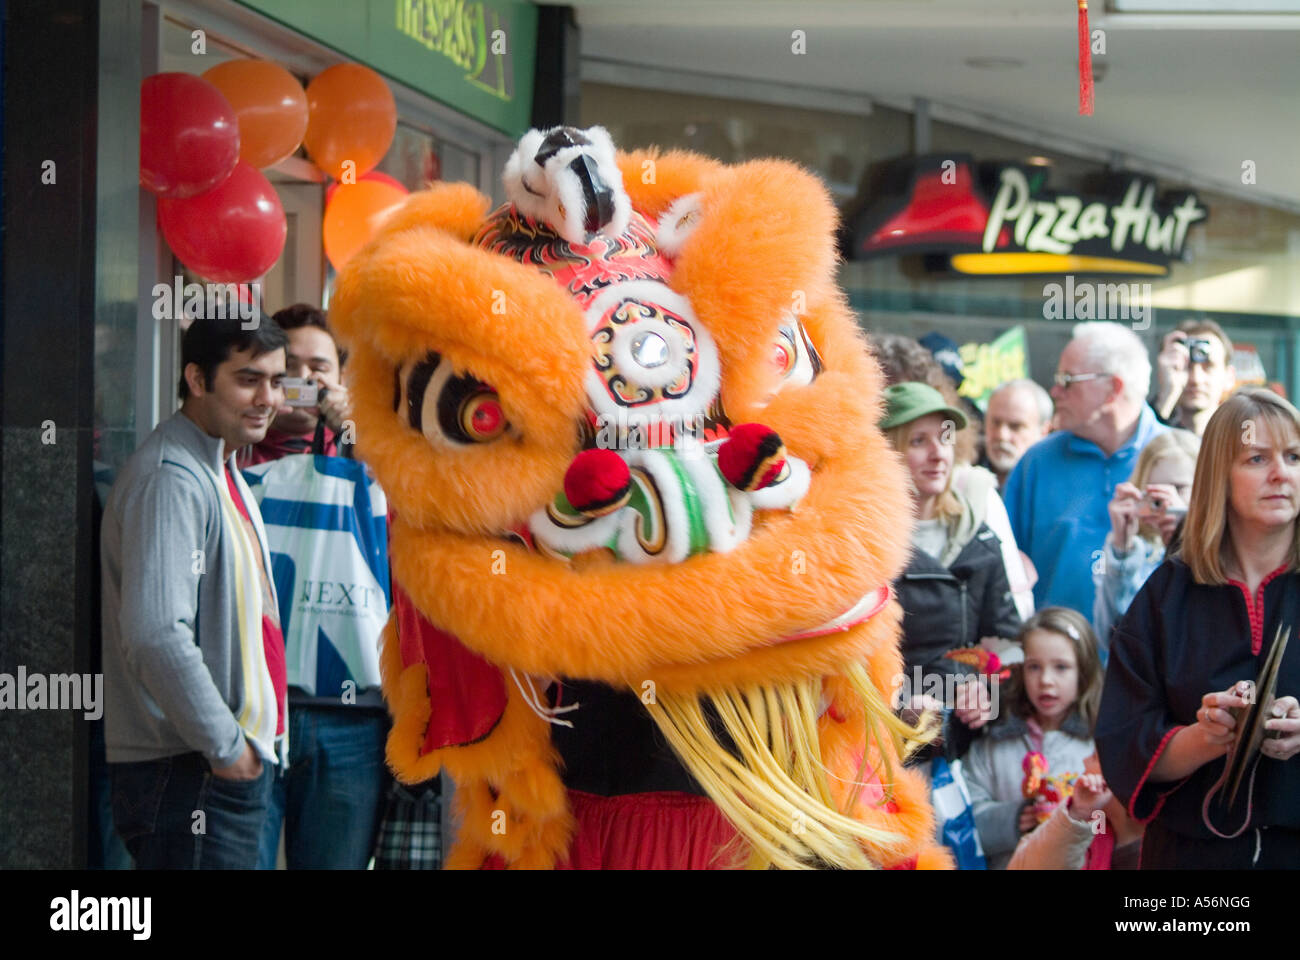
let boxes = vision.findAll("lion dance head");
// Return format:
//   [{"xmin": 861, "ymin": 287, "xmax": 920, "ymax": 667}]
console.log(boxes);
[{"xmin": 330, "ymin": 126, "xmax": 949, "ymax": 869}]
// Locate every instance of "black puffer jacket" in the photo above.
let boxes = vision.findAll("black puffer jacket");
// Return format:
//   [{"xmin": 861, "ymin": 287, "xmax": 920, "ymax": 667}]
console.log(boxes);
[
  {"xmin": 895, "ymin": 519, "xmax": 1022, "ymax": 758},
  {"xmin": 897, "ymin": 522, "xmax": 1022, "ymax": 677}
]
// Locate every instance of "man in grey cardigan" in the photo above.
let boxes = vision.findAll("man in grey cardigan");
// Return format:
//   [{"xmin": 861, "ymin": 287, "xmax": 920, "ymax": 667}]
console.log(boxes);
[{"xmin": 102, "ymin": 314, "xmax": 289, "ymax": 868}]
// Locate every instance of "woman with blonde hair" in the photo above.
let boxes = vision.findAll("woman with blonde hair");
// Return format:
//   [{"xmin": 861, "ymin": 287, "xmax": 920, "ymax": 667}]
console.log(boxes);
[
  {"xmin": 883, "ymin": 382, "xmax": 1022, "ymax": 761},
  {"xmin": 1093, "ymin": 429, "xmax": 1201, "ymax": 661},
  {"xmin": 1096, "ymin": 388, "xmax": 1300, "ymax": 869},
  {"xmin": 870, "ymin": 333, "xmax": 1035, "ymax": 619}
]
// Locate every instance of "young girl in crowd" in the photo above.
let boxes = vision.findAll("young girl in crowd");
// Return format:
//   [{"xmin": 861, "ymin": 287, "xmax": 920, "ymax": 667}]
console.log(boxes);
[
  {"xmin": 963, "ymin": 607, "xmax": 1112, "ymax": 869},
  {"xmin": 1093, "ymin": 429, "xmax": 1200, "ymax": 661}
]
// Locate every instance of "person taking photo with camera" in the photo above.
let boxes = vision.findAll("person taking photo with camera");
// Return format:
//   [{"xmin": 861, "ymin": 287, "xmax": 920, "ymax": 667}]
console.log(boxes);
[
  {"xmin": 1153, "ymin": 319, "xmax": 1236, "ymax": 438},
  {"xmin": 234, "ymin": 303, "xmax": 396, "ymax": 870},
  {"xmin": 1093, "ymin": 429, "xmax": 1200, "ymax": 662},
  {"xmin": 239, "ymin": 303, "xmax": 353, "ymax": 466}
]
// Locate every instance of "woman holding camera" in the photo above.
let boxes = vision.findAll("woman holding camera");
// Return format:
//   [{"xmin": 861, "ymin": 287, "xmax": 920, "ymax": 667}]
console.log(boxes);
[
  {"xmin": 1092, "ymin": 429, "xmax": 1200, "ymax": 662},
  {"xmin": 1096, "ymin": 388, "xmax": 1300, "ymax": 869}
]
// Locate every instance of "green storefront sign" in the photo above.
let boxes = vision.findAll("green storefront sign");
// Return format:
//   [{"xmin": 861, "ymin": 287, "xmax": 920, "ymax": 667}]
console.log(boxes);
[
  {"xmin": 958, "ymin": 325, "xmax": 1029, "ymax": 413},
  {"xmin": 235, "ymin": 0, "xmax": 536, "ymax": 136}
]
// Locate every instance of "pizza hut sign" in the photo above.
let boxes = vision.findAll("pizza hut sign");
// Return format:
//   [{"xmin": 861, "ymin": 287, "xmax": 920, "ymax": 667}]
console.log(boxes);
[
  {"xmin": 849, "ymin": 155, "xmax": 1209, "ymax": 276},
  {"xmin": 984, "ymin": 167, "xmax": 1205, "ymax": 258}
]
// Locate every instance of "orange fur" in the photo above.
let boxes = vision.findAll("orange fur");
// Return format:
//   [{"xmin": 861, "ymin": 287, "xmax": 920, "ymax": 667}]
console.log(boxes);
[
  {"xmin": 334, "ymin": 147, "xmax": 942, "ymax": 869},
  {"xmin": 380, "ymin": 614, "xmax": 572, "ymax": 868},
  {"xmin": 672, "ymin": 160, "xmax": 842, "ymax": 423},
  {"xmin": 615, "ymin": 148, "xmax": 725, "ymax": 217},
  {"xmin": 333, "ymin": 217, "xmax": 591, "ymax": 535},
  {"xmin": 370, "ymin": 182, "xmax": 491, "ymax": 243}
]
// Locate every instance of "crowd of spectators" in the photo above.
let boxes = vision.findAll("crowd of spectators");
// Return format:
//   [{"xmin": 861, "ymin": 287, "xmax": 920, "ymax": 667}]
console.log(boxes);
[
  {"xmin": 881, "ymin": 317, "xmax": 1300, "ymax": 871},
  {"xmin": 94, "ymin": 306, "xmax": 1300, "ymax": 871}
]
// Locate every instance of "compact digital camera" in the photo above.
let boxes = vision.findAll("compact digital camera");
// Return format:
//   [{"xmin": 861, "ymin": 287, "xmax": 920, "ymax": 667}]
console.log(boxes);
[
  {"xmin": 1186, "ymin": 337, "xmax": 1213, "ymax": 366},
  {"xmin": 1143, "ymin": 492, "xmax": 1187, "ymax": 518},
  {"xmin": 282, "ymin": 377, "xmax": 319, "ymax": 407}
]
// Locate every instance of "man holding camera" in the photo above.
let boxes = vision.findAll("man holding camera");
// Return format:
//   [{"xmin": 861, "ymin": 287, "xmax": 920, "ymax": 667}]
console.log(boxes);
[
  {"xmin": 1153, "ymin": 319, "xmax": 1235, "ymax": 437},
  {"xmin": 1005, "ymin": 321, "xmax": 1167, "ymax": 619},
  {"xmin": 233, "ymin": 305, "xmax": 396, "ymax": 871},
  {"xmin": 239, "ymin": 304, "xmax": 353, "ymax": 466}
]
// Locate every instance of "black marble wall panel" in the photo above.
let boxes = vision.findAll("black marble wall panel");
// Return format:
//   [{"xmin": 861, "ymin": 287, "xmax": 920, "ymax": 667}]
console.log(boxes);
[{"xmin": 0, "ymin": 0, "xmax": 135, "ymax": 868}]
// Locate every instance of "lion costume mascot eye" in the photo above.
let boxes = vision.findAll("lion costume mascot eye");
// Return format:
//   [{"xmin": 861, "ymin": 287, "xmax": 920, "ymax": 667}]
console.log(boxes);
[{"xmin": 329, "ymin": 127, "xmax": 951, "ymax": 870}]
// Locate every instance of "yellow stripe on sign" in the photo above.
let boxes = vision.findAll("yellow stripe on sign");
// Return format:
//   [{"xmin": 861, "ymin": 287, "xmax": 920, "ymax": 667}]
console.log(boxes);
[{"xmin": 949, "ymin": 253, "xmax": 1169, "ymax": 276}]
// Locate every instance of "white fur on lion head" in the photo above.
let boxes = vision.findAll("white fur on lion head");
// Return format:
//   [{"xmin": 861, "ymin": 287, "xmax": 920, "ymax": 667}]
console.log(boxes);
[
  {"xmin": 503, "ymin": 126, "xmax": 631, "ymax": 245},
  {"xmin": 655, "ymin": 193, "xmax": 705, "ymax": 258}
]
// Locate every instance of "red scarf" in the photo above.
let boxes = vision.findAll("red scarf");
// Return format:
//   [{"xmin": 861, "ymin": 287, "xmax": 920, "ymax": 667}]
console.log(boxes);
[
  {"xmin": 240, "ymin": 424, "xmax": 337, "ymax": 467},
  {"xmin": 225, "ymin": 466, "xmax": 288, "ymax": 736}
]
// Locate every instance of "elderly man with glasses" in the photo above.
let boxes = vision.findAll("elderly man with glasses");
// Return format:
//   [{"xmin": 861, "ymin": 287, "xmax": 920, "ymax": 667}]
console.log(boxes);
[{"xmin": 1004, "ymin": 321, "xmax": 1168, "ymax": 621}]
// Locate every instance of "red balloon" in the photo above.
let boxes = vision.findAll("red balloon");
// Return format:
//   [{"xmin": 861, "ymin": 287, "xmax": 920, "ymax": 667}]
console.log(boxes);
[
  {"xmin": 140, "ymin": 73, "xmax": 240, "ymax": 199},
  {"xmin": 158, "ymin": 162, "xmax": 286, "ymax": 283}
]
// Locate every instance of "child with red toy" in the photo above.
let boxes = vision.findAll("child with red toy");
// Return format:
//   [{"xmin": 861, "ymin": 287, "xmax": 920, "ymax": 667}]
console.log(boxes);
[{"xmin": 963, "ymin": 607, "xmax": 1129, "ymax": 868}]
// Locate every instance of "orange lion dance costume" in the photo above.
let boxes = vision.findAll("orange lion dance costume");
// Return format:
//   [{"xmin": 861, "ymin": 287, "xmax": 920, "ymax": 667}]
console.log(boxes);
[{"xmin": 330, "ymin": 127, "xmax": 950, "ymax": 870}]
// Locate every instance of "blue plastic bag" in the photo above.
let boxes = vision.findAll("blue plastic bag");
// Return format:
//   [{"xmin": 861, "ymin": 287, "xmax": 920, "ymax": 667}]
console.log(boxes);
[{"xmin": 931, "ymin": 754, "xmax": 988, "ymax": 870}]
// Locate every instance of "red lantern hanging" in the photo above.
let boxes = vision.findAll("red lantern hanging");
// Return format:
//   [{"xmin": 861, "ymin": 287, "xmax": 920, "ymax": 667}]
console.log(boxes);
[{"xmin": 1078, "ymin": 0, "xmax": 1094, "ymax": 116}]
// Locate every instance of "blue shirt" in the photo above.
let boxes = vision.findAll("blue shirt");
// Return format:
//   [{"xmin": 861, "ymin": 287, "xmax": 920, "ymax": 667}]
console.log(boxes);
[{"xmin": 1004, "ymin": 404, "xmax": 1167, "ymax": 620}]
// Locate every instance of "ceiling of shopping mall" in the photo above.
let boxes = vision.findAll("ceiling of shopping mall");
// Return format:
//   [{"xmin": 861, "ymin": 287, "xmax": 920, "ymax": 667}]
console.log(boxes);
[{"xmin": 571, "ymin": 0, "xmax": 1300, "ymax": 209}]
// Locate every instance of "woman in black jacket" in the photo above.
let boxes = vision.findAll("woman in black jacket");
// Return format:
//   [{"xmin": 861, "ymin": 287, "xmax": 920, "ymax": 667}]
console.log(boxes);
[
  {"xmin": 1096, "ymin": 389, "xmax": 1300, "ymax": 868},
  {"xmin": 883, "ymin": 383, "xmax": 1023, "ymax": 759}
]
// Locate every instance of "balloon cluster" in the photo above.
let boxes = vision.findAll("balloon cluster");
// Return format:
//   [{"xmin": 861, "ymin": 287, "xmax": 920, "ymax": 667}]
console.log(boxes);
[{"xmin": 140, "ymin": 61, "xmax": 401, "ymax": 283}]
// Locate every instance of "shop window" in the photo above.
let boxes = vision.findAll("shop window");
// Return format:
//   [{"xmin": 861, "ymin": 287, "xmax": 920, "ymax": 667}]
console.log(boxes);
[
  {"xmin": 581, "ymin": 81, "xmax": 910, "ymax": 202},
  {"xmin": 578, "ymin": 78, "xmax": 1300, "ymax": 398},
  {"xmin": 377, "ymin": 123, "xmax": 445, "ymax": 190}
]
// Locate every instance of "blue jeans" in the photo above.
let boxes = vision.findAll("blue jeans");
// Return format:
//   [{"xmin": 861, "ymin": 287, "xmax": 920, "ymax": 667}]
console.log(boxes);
[
  {"xmin": 89, "ymin": 719, "xmax": 133, "ymax": 869},
  {"xmin": 257, "ymin": 707, "xmax": 389, "ymax": 869},
  {"xmin": 111, "ymin": 751, "xmax": 272, "ymax": 869}
]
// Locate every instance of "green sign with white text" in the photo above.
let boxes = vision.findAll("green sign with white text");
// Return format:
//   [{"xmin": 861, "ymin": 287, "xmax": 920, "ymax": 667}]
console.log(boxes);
[{"xmin": 235, "ymin": 0, "xmax": 536, "ymax": 136}]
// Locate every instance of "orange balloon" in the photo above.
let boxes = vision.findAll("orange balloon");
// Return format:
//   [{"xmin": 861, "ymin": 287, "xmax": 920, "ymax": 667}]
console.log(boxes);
[
  {"xmin": 202, "ymin": 59, "xmax": 308, "ymax": 169},
  {"xmin": 304, "ymin": 63, "xmax": 397, "ymax": 181},
  {"xmin": 323, "ymin": 179, "xmax": 409, "ymax": 271}
]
